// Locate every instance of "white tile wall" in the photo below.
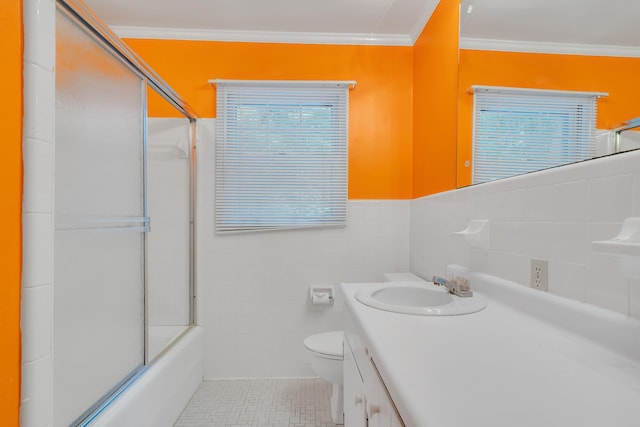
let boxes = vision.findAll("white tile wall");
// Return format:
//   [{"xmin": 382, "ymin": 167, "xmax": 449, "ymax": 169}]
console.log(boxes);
[
  {"xmin": 411, "ymin": 149, "xmax": 640, "ymax": 318},
  {"xmin": 22, "ymin": 0, "xmax": 55, "ymax": 68},
  {"xmin": 21, "ymin": 1, "xmax": 56, "ymax": 426},
  {"xmin": 21, "ymin": 286, "xmax": 52, "ymax": 363},
  {"xmin": 20, "ymin": 356, "xmax": 53, "ymax": 427},
  {"xmin": 22, "ymin": 139, "xmax": 53, "ymax": 213},
  {"xmin": 196, "ymin": 119, "xmax": 411, "ymax": 379},
  {"xmin": 21, "ymin": 213, "xmax": 53, "ymax": 288}
]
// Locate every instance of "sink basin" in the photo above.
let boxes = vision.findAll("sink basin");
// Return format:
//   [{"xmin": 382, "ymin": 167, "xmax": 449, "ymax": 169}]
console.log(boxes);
[{"xmin": 355, "ymin": 282, "xmax": 487, "ymax": 316}]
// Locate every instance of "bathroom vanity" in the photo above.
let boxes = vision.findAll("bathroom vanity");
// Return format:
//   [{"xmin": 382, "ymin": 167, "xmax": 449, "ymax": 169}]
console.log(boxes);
[{"xmin": 341, "ymin": 268, "xmax": 640, "ymax": 426}]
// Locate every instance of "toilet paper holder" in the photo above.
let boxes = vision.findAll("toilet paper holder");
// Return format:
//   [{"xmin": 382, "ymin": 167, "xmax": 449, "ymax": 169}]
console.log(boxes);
[{"xmin": 309, "ymin": 286, "xmax": 335, "ymax": 304}]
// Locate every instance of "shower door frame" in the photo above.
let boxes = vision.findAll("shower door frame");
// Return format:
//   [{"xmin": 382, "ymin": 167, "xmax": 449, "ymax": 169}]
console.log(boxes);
[{"xmin": 55, "ymin": 0, "xmax": 198, "ymax": 425}]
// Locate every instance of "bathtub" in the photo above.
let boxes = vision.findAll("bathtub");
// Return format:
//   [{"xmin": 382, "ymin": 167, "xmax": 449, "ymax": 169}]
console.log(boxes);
[
  {"xmin": 88, "ymin": 326, "xmax": 203, "ymax": 427},
  {"xmin": 148, "ymin": 325, "xmax": 192, "ymax": 361}
]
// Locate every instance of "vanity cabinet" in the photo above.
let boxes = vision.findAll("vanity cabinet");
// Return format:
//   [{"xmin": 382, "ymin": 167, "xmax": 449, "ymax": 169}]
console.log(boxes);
[{"xmin": 344, "ymin": 307, "xmax": 404, "ymax": 427}]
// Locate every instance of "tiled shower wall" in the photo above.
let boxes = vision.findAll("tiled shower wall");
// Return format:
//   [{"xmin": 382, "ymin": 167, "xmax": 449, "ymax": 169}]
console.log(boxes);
[
  {"xmin": 21, "ymin": 0, "xmax": 56, "ymax": 426},
  {"xmin": 410, "ymin": 149, "xmax": 640, "ymax": 318},
  {"xmin": 196, "ymin": 119, "xmax": 411, "ymax": 378}
]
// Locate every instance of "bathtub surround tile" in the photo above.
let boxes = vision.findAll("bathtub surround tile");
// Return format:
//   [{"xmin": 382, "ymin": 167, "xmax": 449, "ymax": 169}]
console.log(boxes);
[
  {"xmin": 21, "ymin": 2, "xmax": 59, "ymax": 427},
  {"xmin": 174, "ymin": 379, "xmax": 337, "ymax": 427},
  {"xmin": 22, "ymin": 213, "xmax": 53, "ymax": 289},
  {"xmin": 23, "ymin": 0, "xmax": 56, "ymax": 71},
  {"xmin": 22, "ymin": 139, "xmax": 53, "ymax": 214},
  {"xmin": 22, "ymin": 63, "xmax": 55, "ymax": 143},
  {"xmin": 21, "ymin": 285, "xmax": 52, "ymax": 363},
  {"xmin": 20, "ymin": 355, "xmax": 53, "ymax": 427}
]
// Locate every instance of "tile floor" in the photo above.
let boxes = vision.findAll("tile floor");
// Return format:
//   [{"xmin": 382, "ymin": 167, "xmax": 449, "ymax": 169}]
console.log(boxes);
[{"xmin": 174, "ymin": 378, "xmax": 339, "ymax": 427}]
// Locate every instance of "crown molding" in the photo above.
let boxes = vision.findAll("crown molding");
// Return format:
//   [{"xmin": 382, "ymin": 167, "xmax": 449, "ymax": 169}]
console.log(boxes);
[
  {"xmin": 112, "ymin": 26, "xmax": 414, "ymax": 46},
  {"xmin": 460, "ymin": 37, "xmax": 640, "ymax": 58}
]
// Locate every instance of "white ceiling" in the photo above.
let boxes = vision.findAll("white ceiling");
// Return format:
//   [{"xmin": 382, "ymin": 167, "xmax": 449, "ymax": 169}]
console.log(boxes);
[
  {"xmin": 82, "ymin": 0, "xmax": 640, "ymax": 54},
  {"xmin": 461, "ymin": 0, "xmax": 640, "ymax": 56},
  {"xmin": 82, "ymin": 0, "xmax": 440, "ymax": 46}
]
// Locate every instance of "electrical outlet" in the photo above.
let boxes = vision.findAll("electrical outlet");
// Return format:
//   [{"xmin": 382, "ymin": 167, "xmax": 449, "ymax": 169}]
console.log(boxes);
[{"xmin": 530, "ymin": 258, "xmax": 548, "ymax": 291}]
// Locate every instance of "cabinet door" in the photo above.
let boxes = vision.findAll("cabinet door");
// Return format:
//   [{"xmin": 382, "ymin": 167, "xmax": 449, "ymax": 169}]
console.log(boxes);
[
  {"xmin": 389, "ymin": 409, "xmax": 404, "ymax": 427},
  {"xmin": 344, "ymin": 343, "xmax": 367, "ymax": 427},
  {"xmin": 368, "ymin": 359, "xmax": 405, "ymax": 427},
  {"xmin": 367, "ymin": 368, "xmax": 392, "ymax": 427}
]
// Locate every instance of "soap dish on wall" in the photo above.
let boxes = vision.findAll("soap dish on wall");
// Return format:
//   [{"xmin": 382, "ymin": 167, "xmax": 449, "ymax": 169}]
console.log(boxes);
[
  {"xmin": 454, "ymin": 220, "xmax": 489, "ymax": 251},
  {"xmin": 592, "ymin": 217, "xmax": 640, "ymax": 279}
]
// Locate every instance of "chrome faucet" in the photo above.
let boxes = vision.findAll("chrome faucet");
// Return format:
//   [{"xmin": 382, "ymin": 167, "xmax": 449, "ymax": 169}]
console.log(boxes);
[{"xmin": 432, "ymin": 275, "xmax": 473, "ymax": 297}]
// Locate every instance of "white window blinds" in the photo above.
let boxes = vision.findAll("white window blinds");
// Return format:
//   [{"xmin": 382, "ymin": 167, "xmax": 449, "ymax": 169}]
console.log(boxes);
[
  {"xmin": 214, "ymin": 80, "xmax": 351, "ymax": 233},
  {"xmin": 472, "ymin": 86, "xmax": 606, "ymax": 185}
]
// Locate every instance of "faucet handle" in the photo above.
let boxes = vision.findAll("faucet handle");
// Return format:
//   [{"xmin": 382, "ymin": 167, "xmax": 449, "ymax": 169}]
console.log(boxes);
[
  {"xmin": 455, "ymin": 277, "xmax": 470, "ymax": 291},
  {"xmin": 432, "ymin": 276, "xmax": 448, "ymax": 286},
  {"xmin": 452, "ymin": 276, "xmax": 473, "ymax": 297},
  {"xmin": 432, "ymin": 275, "xmax": 473, "ymax": 297}
]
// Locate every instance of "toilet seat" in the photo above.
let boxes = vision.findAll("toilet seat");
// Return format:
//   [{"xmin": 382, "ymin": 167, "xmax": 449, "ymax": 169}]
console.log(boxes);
[{"xmin": 304, "ymin": 331, "xmax": 344, "ymax": 360}]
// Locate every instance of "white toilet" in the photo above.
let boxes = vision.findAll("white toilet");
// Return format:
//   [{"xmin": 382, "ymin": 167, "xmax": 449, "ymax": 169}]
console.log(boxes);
[{"xmin": 304, "ymin": 330, "xmax": 344, "ymax": 425}]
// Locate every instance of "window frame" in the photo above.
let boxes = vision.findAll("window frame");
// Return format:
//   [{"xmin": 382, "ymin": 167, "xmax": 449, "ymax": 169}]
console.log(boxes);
[
  {"xmin": 471, "ymin": 86, "xmax": 606, "ymax": 185},
  {"xmin": 214, "ymin": 80, "xmax": 352, "ymax": 233}
]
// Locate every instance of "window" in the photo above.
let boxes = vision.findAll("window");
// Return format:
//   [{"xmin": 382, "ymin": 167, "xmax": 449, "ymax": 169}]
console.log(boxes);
[
  {"xmin": 214, "ymin": 80, "xmax": 351, "ymax": 233},
  {"xmin": 471, "ymin": 86, "xmax": 606, "ymax": 184}
]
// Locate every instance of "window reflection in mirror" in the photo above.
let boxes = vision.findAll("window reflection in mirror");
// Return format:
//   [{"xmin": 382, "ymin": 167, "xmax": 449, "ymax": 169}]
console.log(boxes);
[{"xmin": 457, "ymin": 0, "xmax": 640, "ymax": 187}]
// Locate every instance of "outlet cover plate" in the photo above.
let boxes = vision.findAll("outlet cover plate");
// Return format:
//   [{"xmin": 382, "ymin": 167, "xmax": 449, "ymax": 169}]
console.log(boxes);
[{"xmin": 531, "ymin": 258, "xmax": 549, "ymax": 291}]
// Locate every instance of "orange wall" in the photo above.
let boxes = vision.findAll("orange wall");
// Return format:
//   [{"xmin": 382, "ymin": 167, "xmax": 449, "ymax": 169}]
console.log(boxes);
[
  {"xmin": 412, "ymin": 0, "xmax": 460, "ymax": 198},
  {"xmin": 0, "ymin": 0, "xmax": 23, "ymax": 424},
  {"xmin": 457, "ymin": 49, "xmax": 640, "ymax": 186},
  {"xmin": 126, "ymin": 40, "xmax": 415, "ymax": 199}
]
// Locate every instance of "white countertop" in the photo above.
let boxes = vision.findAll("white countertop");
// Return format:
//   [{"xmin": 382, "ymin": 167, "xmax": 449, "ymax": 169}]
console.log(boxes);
[{"xmin": 341, "ymin": 275, "xmax": 640, "ymax": 427}]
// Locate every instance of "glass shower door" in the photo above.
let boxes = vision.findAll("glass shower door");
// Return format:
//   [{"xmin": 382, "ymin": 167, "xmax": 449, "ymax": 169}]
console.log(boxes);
[
  {"xmin": 54, "ymin": 6, "xmax": 146, "ymax": 426},
  {"xmin": 146, "ymin": 116, "xmax": 193, "ymax": 361}
]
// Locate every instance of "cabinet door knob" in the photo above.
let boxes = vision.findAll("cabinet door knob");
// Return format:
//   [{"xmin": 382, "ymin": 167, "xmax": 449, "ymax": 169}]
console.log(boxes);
[
  {"xmin": 368, "ymin": 404, "xmax": 380, "ymax": 416},
  {"xmin": 355, "ymin": 396, "xmax": 363, "ymax": 406}
]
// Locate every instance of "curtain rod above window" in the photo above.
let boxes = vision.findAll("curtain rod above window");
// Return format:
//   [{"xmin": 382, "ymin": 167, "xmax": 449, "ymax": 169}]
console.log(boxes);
[
  {"xmin": 468, "ymin": 85, "xmax": 607, "ymax": 98},
  {"xmin": 208, "ymin": 79, "xmax": 357, "ymax": 90}
]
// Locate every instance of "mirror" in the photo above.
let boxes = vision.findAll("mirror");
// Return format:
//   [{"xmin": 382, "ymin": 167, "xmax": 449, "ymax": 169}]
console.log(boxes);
[{"xmin": 457, "ymin": 0, "xmax": 640, "ymax": 187}]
